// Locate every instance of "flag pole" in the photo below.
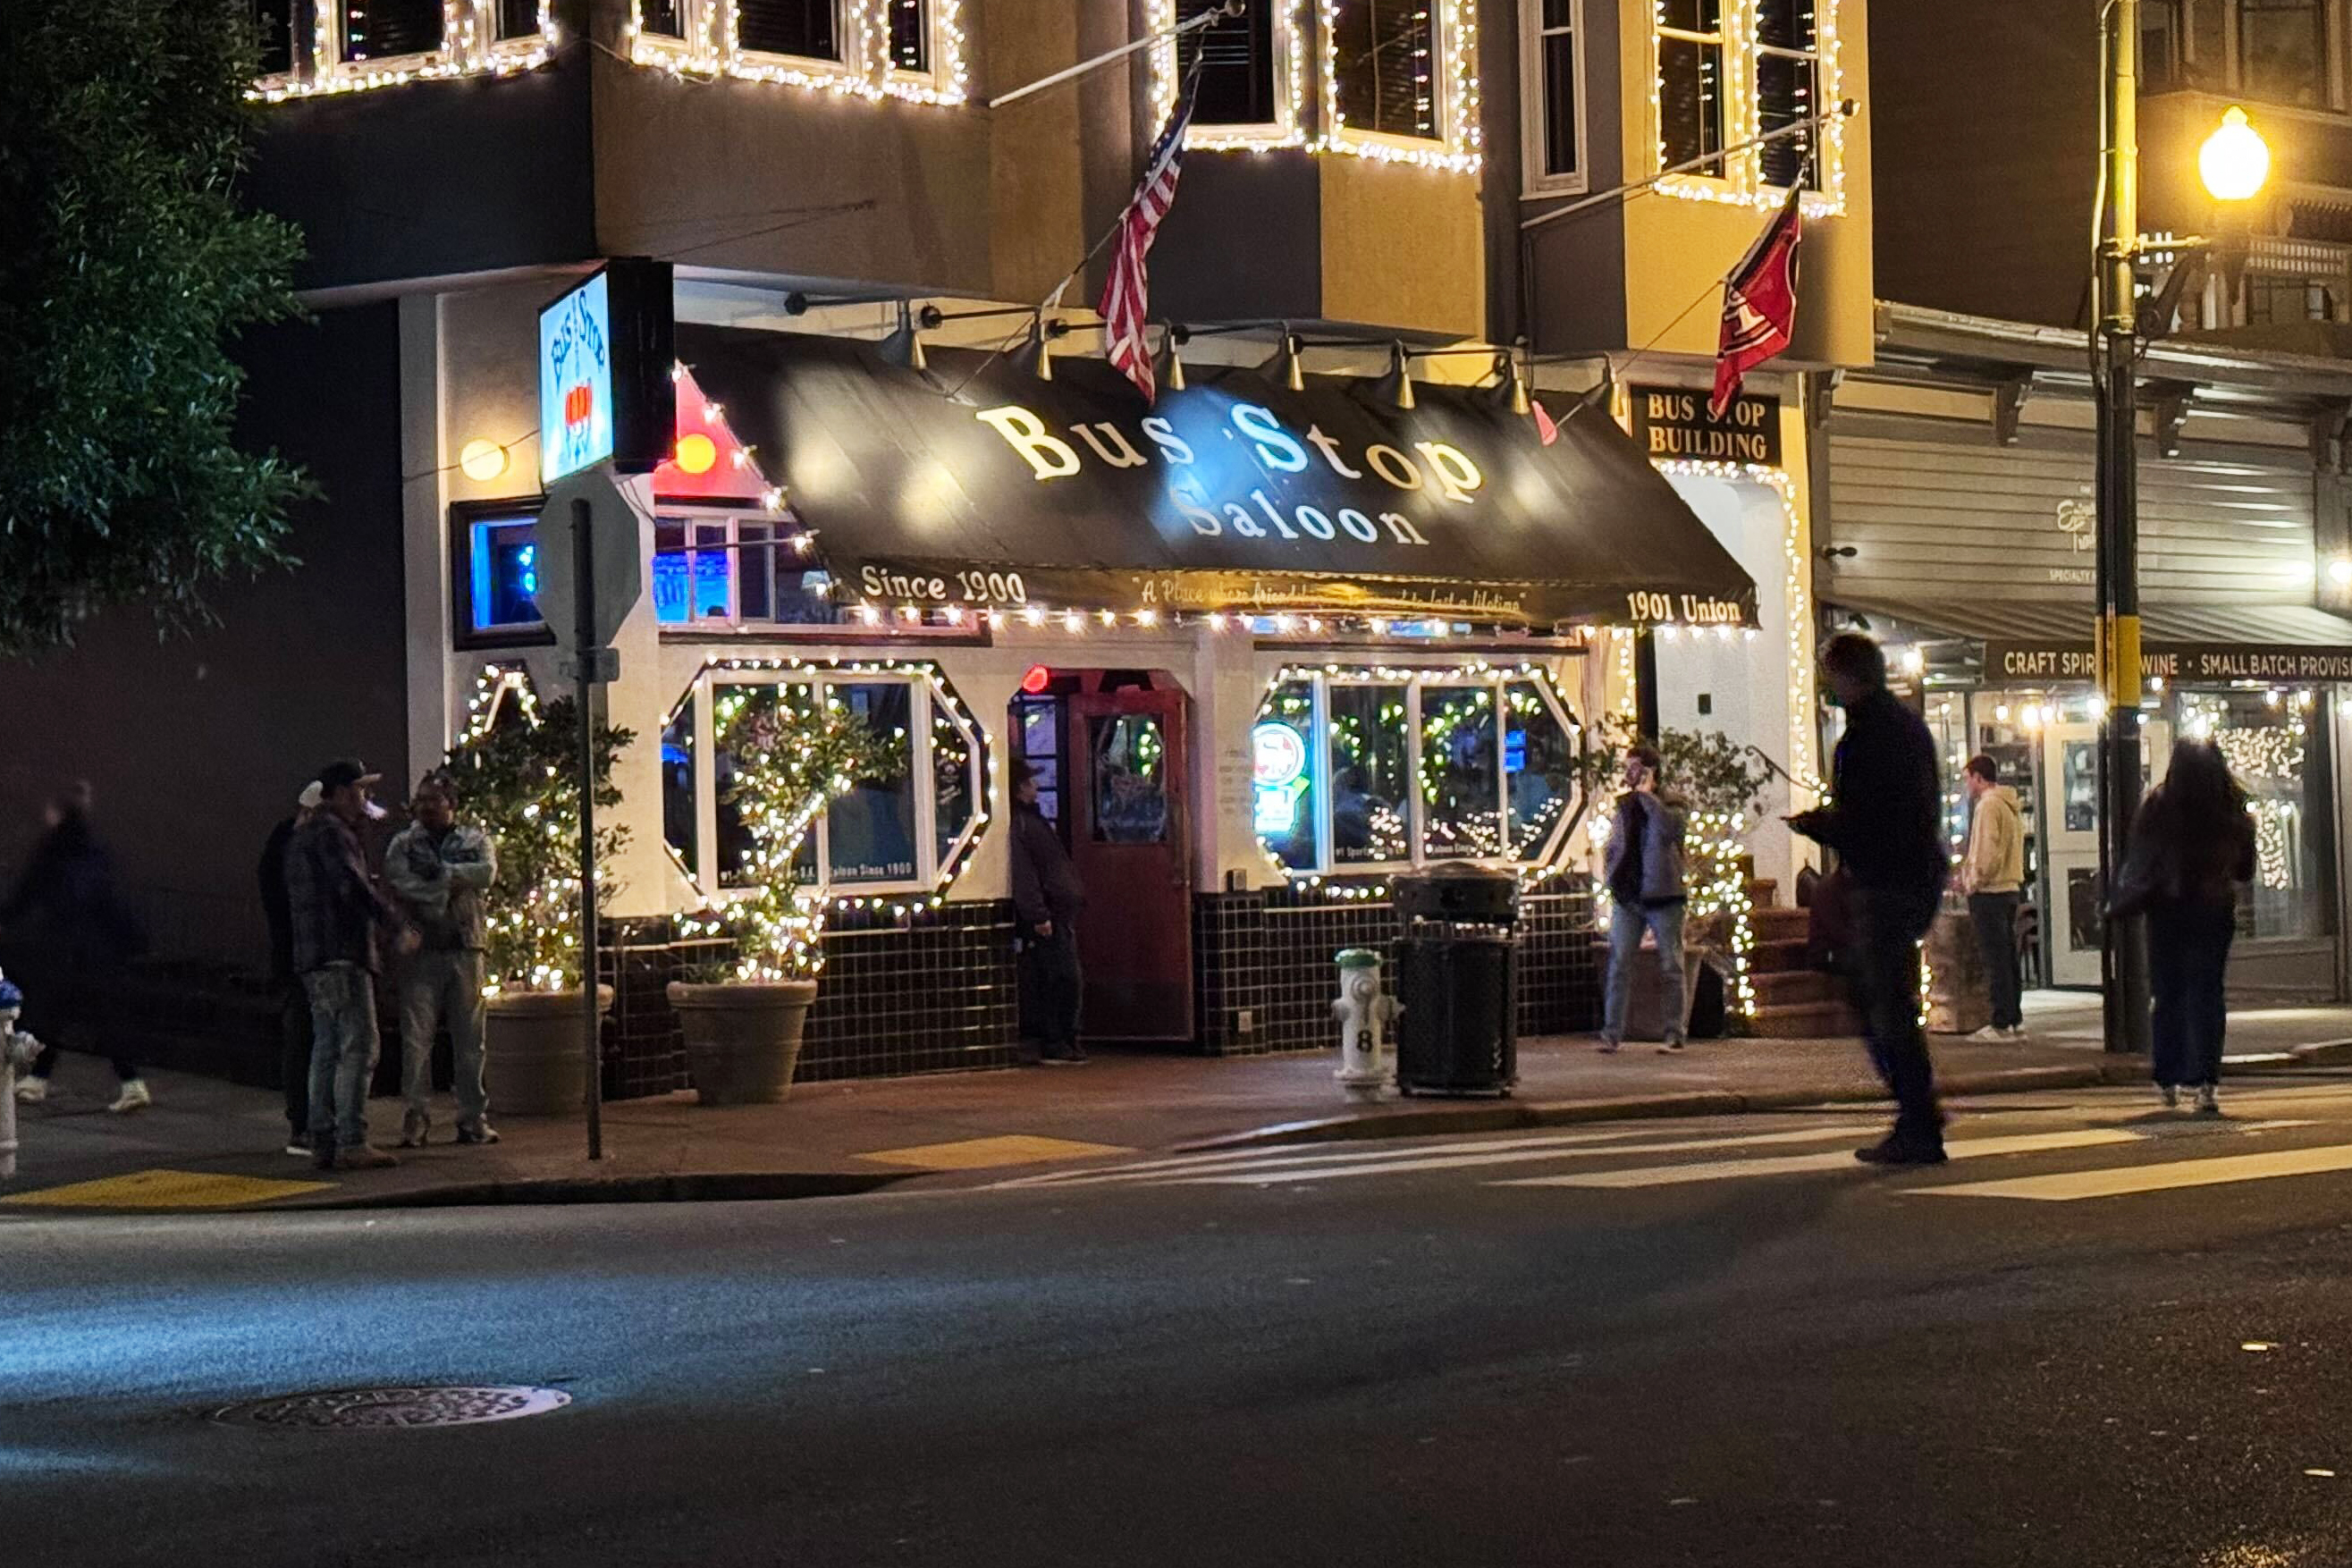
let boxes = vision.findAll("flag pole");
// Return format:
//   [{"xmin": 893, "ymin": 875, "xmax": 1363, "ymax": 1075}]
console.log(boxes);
[
  {"xmin": 1521, "ymin": 100, "xmax": 1856, "ymax": 233},
  {"xmin": 988, "ymin": 0, "xmax": 1241, "ymax": 109}
]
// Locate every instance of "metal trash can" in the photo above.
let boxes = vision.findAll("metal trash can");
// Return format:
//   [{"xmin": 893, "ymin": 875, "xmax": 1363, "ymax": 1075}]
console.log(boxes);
[{"xmin": 1393, "ymin": 865, "xmax": 1520, "ymax": 1096}]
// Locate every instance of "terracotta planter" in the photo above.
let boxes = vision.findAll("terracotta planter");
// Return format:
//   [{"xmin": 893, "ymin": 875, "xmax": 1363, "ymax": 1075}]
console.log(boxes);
[
  {"xmin": 484, "ymin": 985, "xmax": 613, "ymax": 1117},
  {"xmin": 667, "ymin": 980, "xmax": 820, "ymax": 1106}
]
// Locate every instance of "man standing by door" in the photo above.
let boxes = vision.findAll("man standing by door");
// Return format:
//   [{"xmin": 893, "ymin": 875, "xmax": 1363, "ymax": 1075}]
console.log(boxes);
[
  {"xmin": 1960, "ymin": 754, "xmax": 2028, "ymax": 1042},
  {"xmin": 1791, "ymin": 634, "xmax": 1950, "ymax": 1166},
  {"xmin": 1010, "ymin": 758, "xmax": 1087, "ymax": 1066},
  {"xmin": 1598, "ymin": 744, "xmax": 1689, "ymax": 1055}
]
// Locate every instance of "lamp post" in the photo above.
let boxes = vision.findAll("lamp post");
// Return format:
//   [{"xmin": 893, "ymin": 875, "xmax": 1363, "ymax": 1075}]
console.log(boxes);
[{"xmin": 2095, "ymin": 0, "xmax": 2268, "ymax": 1054}]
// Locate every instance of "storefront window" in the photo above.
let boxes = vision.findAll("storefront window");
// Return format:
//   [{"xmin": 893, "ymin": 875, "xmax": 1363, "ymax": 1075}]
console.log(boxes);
[
  {"xmin": 467, "ymin": 516, "xmax": 543, "ymax": 635},
  {"xmin": 1329, "ymin": 683, "xmax": 1411, "ymax": 865},
  {"xmin": 1014, "ymin": 696, "xmax": 1063, "ymax": 830},
  {"xmin": 2190, "ymin": 689, "xmax": 2337, "ymax": 942},
  {"xmin": 676, "ymin": 664, "xmax": 983, "ymax": 899},
  {"xmin": 1258, "ymin": 668, "xmax": 1582, "ymax": 875},
  {"xmin": 654, "ymin": 512, "xmax": 838, "ymax": 628}
]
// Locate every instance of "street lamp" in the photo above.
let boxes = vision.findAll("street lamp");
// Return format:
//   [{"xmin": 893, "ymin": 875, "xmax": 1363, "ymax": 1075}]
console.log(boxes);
[
  {"xmin": 2094, "ymin": 9, "xmax": 2271, "ymax": 1058},
  {"xmin": 2199, "ymin": 105, "xmax": 2272, "ymax": 204}
]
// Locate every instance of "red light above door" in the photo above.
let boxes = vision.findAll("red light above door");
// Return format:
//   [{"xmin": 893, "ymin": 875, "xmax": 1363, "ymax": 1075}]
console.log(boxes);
[{"xmin": 1021, "ymin": 664, "xmax": 1052, "ymax": 695}]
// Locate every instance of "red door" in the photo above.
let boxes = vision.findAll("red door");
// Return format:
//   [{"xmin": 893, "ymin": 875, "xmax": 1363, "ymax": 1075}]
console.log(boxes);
[{"xmin": 1067, "ymin": 685, "xmax": 1194, "ymax": 1041}]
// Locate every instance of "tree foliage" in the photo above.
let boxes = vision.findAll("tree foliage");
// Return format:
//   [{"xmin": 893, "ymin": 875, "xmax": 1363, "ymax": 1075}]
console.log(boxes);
[
  {"xmin": 1579, "ymin": 716, "xmax": 1774, "ymax": 825},
  {"xmin": 443, "ymin": 687, "xmax": 634, "ymax": 993},
  {"xmin": 695, "ymin": 684, "xmax": 906, "ymax": 982},
  {"xmin": 0, "ymin": 0, "xmax": 309, "ymax": 654}
]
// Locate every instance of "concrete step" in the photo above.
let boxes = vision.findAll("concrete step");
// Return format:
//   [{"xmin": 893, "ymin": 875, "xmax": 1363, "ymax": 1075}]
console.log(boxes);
[
  {"xmin": 1751, "ymin": 968, "xmax": 1843, "ymax": 1007},
  {"xmin": 1749, "ymin": 999, "xmax": 1866, "ymax": 1040}
]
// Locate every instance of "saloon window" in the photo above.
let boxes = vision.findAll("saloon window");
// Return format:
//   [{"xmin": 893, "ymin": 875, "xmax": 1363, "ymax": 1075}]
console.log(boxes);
[
  {"xmin": 1257, "ymin": 670, "xmax": 1581, "ymax": 875},
  {"xmin": 1332, "ymin": 0, "xmax": 1443, "ymax": 140},
  {"xmin": 652, "ymin": 511, "xmax": 837, "ymax": 629},
  {"xmin": 665, "ymin": 664, "xmax": 986, "ymax": 898}
]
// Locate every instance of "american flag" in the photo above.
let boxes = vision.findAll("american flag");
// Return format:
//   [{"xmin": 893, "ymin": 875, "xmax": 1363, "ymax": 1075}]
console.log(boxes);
[{"xmin": 1099, "ymin": 74, "xmax": 1199, "ymax": 403}]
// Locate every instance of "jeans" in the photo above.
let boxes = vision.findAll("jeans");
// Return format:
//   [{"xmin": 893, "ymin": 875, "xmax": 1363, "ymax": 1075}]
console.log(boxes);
[
  {"xmin": 2147, "ymin": 900, "xmax": 2234, "ymax": 1088},
  {"xmin": 1852, "ymin": 886, "xmax": 1943, "ymax": 1142},
  {"xmin": 1027, "ymin": 923, "xmax": 1083, "ymax": 1053},
  {"xmin": 1602, "ymin": 899, "xmax": 1688, "ymax": 1045},
  {"xmin": 1967, "ymin": 891, "xmax": 2025, "ymax": 1031},
  {"xmin": 278, "ymin": 982, "xmax": 314, "ymax": 1136},
  {"xmin": 302, "ymin": 963, "xmax": 381, "ymax": 1151},
  {"xmin": 400, "ymin": 948, "xmax": 489, "ymax": 1131}
]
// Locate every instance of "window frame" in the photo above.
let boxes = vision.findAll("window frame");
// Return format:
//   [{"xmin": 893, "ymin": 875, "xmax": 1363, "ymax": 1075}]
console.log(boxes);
[
  {"xmin": 729, "ymin": 0, "xmax": 858, "ymax": 84},
  {"xmin": 320, "ymin": 0, "xmax": 458, "ymax": 82},
  {"xmin": 1653, "ymin": 0, "xmax": 1732, "ymax": 184},
  {"xmin": 1751, "ymin": 0, "xmax": 1823, "ymax": 191},
  {"xmin": 668, "ymin": 662, "xmax": 989, "ymax": 901},
  {"xmin": 1519, "ymin": 0, "xmax": 1587, "ymax": 198},
  {"xmin": 450, "ymin": 497, "xmax": 559, "ymax": 652},
  {"xmin": 253, "ymin": 0, "xmax": 304, "ymax": 89},
  {"xmin": 1326, "ymin": 0, "xmax": 1450, "ymax": 150},
  {"xmin": 1644, "ymin": 0, "xmax": 1852, "ymax": 208},
  {"xmin": 1152, "ymin": 0, "xmax": 1306, "ymax": 148},
  {"xmin": 2233, "ymin": 0, "xmax": 2340, "ymax": 112},
  {"xmin": 652, "ymin": 506, "xmax": 835, "ymax": 632},
  {"xmin": 1256, "ymin": 667, "xmax": 1583, "ymax": 879}
]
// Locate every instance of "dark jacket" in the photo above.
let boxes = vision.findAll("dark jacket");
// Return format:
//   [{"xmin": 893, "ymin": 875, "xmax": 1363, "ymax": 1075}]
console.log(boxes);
[
  {"xmin": 1800, "ymin": 688, "xmax": 1947, "ymax": 898},
  {"xmin": 1, "ymin": 817, "xmax": 144, "ymax": 975},
  {"xmin": 259, "ymin": 816, "xmax": 297, "ymax": 983},
  {"xmin": 1009, "ymin": 803, "xmax": 1085, "ymax": 931},
  {"xmin": 1603, "ymin": 790, "xmax": 1688, "ymax": 906},
  {"xmin": 286, "ymin": 811, "xmax": 392, "ymax": 975}
]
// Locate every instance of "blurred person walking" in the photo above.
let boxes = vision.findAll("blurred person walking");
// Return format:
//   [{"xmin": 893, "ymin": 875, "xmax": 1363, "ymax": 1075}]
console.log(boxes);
[
  {"xmin": 1791, "ymin": 634, "xmax": 1950, "ymax": 1166},
  {"xmin": 2112, "ymin": 740, "xmax": 2255, "ymax": 1114},
  {"xmin": 384, "ymin": 771, "xmax": 499, "ymax": 1148},
  {"xmin": 4, "ymin": 783, "xmax": 149, "ymax": 1112}
]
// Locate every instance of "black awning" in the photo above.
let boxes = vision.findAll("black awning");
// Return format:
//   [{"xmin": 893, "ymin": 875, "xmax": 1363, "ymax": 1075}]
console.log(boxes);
[
  {"xmin": 675, "ymin": 326, "xmax": 1758, "ymax": 630},
  {"xmin": 1831, "ymin": 594, "xmax": 2352, "ymax": 684}
]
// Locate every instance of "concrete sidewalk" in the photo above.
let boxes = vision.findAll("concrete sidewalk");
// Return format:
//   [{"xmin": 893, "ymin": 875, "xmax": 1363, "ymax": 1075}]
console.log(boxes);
[{"xmin": 6, "ymin": 992, "xmax": 2351, "ymax": 1212}]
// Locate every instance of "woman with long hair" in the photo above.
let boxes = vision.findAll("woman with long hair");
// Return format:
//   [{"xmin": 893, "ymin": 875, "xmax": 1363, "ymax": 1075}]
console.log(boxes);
[{"xmin": 2118, "ymin": 741, "xmax": 2256, "ymax": 1114}]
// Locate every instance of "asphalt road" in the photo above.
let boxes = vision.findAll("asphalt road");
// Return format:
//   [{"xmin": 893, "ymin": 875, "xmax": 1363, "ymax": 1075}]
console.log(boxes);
[{"xmin": 14, "ymin": 1078, "xmax": 2352, "ymax": 1567}]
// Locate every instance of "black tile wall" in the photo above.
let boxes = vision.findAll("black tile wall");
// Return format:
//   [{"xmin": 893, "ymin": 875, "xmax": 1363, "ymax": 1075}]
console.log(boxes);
[
  {"xmin": 1192, "ymin": 885, "xmax": 1602, "ymax": 1057},
  {"xmin": 598, "ymin": 902, "xmax": 1022, "ymax": 1098}
]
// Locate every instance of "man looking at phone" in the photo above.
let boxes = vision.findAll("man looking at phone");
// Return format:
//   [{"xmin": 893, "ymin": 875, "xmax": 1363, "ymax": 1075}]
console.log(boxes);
[{"xmin": 1598, "ymin": 743, "xmax": 1689, "ymax": 1054}]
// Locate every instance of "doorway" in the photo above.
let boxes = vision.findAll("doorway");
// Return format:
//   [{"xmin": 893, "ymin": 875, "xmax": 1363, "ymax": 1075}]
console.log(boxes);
[
  {"xmin": 1009, "ymin": 670, "xmax": 1195, "ymax": 1043},
  {"xmin": 2038, "ymin": 717, "xmax": 2171, "ymax": 987}
]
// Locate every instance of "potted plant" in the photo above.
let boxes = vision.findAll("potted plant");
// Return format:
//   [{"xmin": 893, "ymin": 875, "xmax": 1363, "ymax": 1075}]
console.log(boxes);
[
  {"xmin": 1580, "ymin": 717, "xmax": 1773, "ymax": 1035},
  {"xmin": 669, "ymin": 681, "xmax": 903, "ymax": 1105},
  {"xmin": 445, "ymin": 673, "xmax": 633, "ymax": 1115}
]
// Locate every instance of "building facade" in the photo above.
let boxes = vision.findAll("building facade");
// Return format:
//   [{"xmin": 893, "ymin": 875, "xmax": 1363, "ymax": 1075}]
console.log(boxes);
[{"xmin": 0, "ymin": 0, "xmax": 1882, "ymax": 1085}]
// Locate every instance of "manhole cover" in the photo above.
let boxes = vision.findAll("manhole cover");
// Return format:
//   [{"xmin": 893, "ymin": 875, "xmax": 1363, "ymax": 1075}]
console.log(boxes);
[{"xmin": 214, "ymin": 1386, "xmax": 570, "ymax": 1430}]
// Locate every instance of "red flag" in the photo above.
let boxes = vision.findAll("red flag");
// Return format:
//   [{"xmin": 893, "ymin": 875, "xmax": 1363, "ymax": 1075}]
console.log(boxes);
[
  {"xmin": 1099, "ymin": 77, "xmax": 1198, "ymax": 404},
  {"xmin": 1709, "ymin": 187, "xmax": 1803, "ymax": 418}
]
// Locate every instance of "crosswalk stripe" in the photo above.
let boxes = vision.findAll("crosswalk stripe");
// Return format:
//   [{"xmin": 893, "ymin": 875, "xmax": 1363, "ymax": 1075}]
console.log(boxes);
[
  {"xmin": 1912, "ymin": 1141, "xmax": 2352, "ymax": 1202},
  {"xmin": 1494, "ymin": 1129, "xmax": 2148, "ymax": 1190},
  {"xmin": 991, "ymin": 1125, "xmax": 1753, "ymax": 1190},
  {"xmin": 1165, "ymin": 1125, "xmax": 1882, "ymax": 1186}
]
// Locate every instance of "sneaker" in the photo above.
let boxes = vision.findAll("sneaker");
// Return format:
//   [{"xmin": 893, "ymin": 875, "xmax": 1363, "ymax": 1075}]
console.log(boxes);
[
  {"xmin": 1596, "ymin": 1041, "xmax": 1622, "ymax": 1055},
  {"xmin": 1968, "ymin": 1025, "xmax": 2008, "ymax": 1042},
  {"xmin": 333, "ymin": 1146, "xmax": 400, "ymax": 1171},
  {"xmin": 454, "ymin": 1122, "xmax": 501, "ymax": 1147},
  {"xmin": 12, "ymin": 1075, "xmax": 48, "ymax": 1104},
  {"xmin": 285, "ymin": 1133, "xmax": 312, "ymax": 1158},
  {"xmin": 2002, "ymin": 1026, "xmax": 2031, "ymax": 1042},
  {"xmin": 398, "ymin": 1109, "xmax": 431, "ymax": 1150},
  {"xmin": 2159, "ymin": 1084, "xmax": 2180, "ymax": 1109},
  {"xmin": 1854, "ymin": 1135, "xmax": 1948, "ymax": 1167},
  {"xmin": 1657, "ymin": 1040, "xmax": 1686, "ymax": 1054},
  {"xmin": 2196, "ymin": 1084, "xmax": 2222, "ymax": 1117},
  {"xmin": 106, "ymin": 1080, "xmax": 151, "ymax": 1114}
]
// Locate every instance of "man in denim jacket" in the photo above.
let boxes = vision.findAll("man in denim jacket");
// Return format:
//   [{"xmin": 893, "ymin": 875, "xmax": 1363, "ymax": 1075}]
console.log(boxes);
[{"xmin": 384, "ymin": 772, "xmax": 500, "ymax": 1149}]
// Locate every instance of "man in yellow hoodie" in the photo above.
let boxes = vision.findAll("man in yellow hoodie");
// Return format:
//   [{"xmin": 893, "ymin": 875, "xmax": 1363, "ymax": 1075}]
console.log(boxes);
[{"xmin": 1960, "ymin": 754, "xmax": 2028, "ymax": 1041}]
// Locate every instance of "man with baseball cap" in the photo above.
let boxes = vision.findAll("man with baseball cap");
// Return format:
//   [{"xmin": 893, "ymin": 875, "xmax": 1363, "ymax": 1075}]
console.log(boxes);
[{"xmin": 285, "ymin": 759, "xmax": 409, "ymax": 1170}]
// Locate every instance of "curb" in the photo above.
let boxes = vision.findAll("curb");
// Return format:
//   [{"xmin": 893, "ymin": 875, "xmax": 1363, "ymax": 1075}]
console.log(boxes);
[
  {"xmin": 1179, "ymin": 1059, "xmax": 2170, "ymax": 1152},
  {"xmin": 274, "ymin": 1169, "xmax": 914, "ymax": 1211}
]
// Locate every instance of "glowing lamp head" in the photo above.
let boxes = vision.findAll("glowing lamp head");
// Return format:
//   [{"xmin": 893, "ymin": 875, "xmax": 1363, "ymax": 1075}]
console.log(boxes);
[
  {"xmin": 2329, "ymin": 556, "xmax": 2352, "ymax": 586},
  {"xmin": 1020, "ymin": 664, "xmax": 1051, "ymax": 695},
  {"xmin": 458, "ymin": 438, "xmax": 508, "ymax": 482},
  {"xmin": 2200, "ymin": 106, "xmax": 2271, "ymax": 203},
  {"xmin": 674, "ymin": 433, "xmax": 719, "ymax": 475}
]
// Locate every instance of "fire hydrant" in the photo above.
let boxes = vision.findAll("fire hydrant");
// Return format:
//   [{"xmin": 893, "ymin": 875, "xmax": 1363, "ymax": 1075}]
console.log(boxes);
[
  {"xmin": 1332, "ymin": 948, "xmax": 1399, "ymax": 1101},
  {"xmin": 0, "ymin": 969, "xmax": 41, "ymax": 1181}
]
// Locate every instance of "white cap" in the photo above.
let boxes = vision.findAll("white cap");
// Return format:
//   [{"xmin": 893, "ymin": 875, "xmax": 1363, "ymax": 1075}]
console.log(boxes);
[{"xmin": 298, "ymin": 781, "xmax": 324, "ymax": 811}]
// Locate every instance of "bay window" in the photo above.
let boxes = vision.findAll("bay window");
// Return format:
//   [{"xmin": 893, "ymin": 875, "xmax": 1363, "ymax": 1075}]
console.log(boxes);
[
  {"xmin": 1258, "ymin": 669, "xmax": 1581, "ymax": 876},
  {"xmin": 1179, "ymin": 0, "xmax": 1280, "ymax": 126},
  {"xmin": 666, "ymin": 663, "xmax": 988, "ymax": 898},
  {"xmin": 1649, "ymin": 0, "xmax": 1846, "ymax": 200},
  {"xmin": 255, "ymin": 0, "xmax": 298, "ymax": 77},
  {"xmin": 735, "ymin": 0, "xmax": 841, "ymax": 64},
  {"xmin": 1655, "ymin": 0, "xmax": 1727, "ymax": 177},
  {"xmin": 652, "ymin": 512, "xmax": 835, "ymax": 628},
  {"xmin": 1754, "ymin": 0, "xmax": 1821, "ymax": 190},
  {"xmin": 339, "ymin": 0, "xmax": 446, "ymax": 64}
]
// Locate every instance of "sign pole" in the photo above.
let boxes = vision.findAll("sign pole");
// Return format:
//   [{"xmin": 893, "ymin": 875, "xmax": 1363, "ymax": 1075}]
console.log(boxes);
[{"xmin": 572, "ymin": 496, "xmax": 603, "ymax": 1160}]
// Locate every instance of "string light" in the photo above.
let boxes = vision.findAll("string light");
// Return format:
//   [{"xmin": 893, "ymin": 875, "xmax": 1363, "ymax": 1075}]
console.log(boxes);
[
  {"xmin": 1645, "ymin": 0, "xmax": 1844, "ymax": 215},
  {"xmin": 626, "ymin": 0, "xmax": 966, "ymax": 105},
  {"xmin": 253, "ymin": 0, "xmax": 556, "ymax": 101}
]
